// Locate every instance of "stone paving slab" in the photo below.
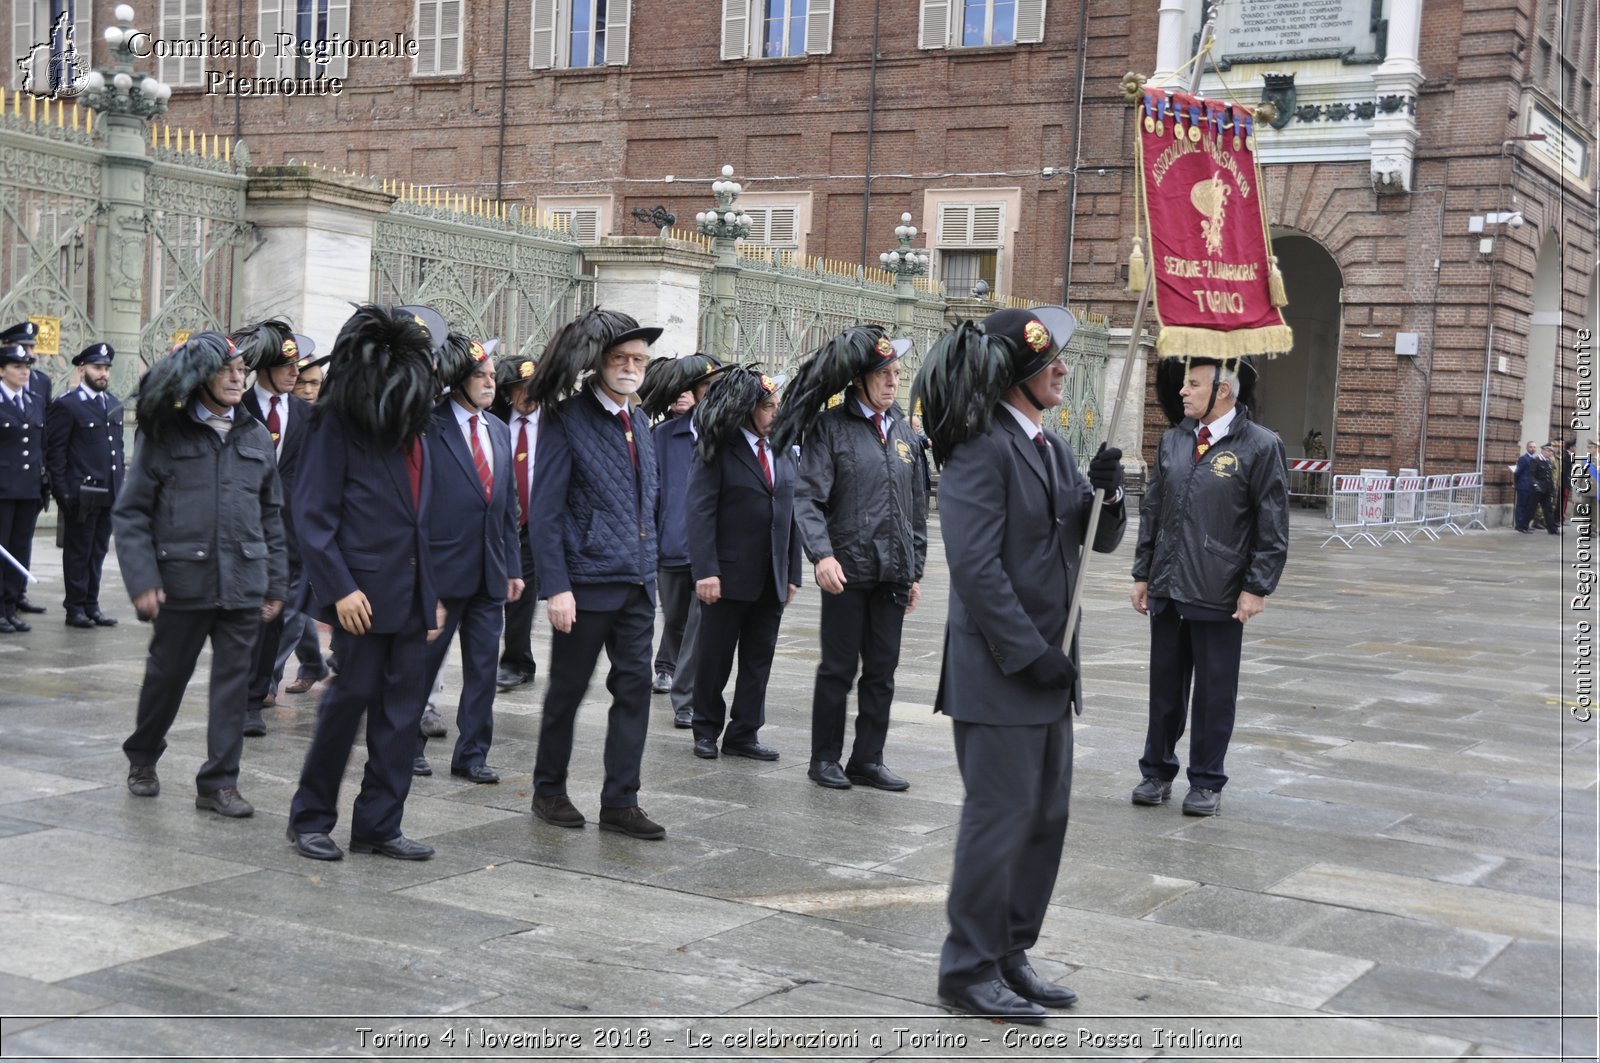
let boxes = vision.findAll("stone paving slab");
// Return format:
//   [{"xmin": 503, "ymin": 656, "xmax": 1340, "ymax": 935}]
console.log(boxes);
[{"xmin": 0, "ymin": 516, "xmax": 1593, "ymax": 1061}]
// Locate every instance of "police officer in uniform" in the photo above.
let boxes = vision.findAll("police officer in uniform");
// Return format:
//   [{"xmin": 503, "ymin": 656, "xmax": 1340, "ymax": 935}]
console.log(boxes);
[
  {"xmin": 0, "ymin": 343, "xmax": 46, "ymax": 632},
  {"xmin": 2, "ymin": 322, "xmax": 49, "ymax": 617},
  {"xmin": 45, "ymin": 343, "xmax": 125, "ymax": 627}
]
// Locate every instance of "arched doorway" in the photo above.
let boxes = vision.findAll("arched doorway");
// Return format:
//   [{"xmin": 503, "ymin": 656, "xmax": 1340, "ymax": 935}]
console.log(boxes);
[
  {"xmin": 1520, "ymin": 231, "xmax": 1562, "ymax": 446},
  {"xmin": 1255, "ymin": 233, "xmax": 1342, "ymax": 461}
]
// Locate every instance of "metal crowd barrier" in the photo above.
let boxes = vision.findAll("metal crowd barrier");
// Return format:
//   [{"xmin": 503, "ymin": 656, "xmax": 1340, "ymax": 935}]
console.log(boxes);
[{"xmin": 1321, "ymin": 469, "xmax": 1488, "ymax": 548}]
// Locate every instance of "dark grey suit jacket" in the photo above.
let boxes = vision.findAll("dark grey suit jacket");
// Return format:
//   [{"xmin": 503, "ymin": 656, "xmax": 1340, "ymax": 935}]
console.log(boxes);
[{"xmin": 933, "ymin": 410, "xmax": 1125, "ymax": 723}]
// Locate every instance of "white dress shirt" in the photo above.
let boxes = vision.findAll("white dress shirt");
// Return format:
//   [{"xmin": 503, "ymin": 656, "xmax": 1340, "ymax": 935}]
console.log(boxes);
[
  {"xmin": 511, "ymin": 407, "xmax": 541, "ymax": 503},
  {"xmin": 451, "ymin": 398, "xmax": 495, "ymax": 471}
]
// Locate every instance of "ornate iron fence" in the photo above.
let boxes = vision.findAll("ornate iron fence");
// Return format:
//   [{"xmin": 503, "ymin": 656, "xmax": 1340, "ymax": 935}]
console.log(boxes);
[
  {"xmin": 1047, "ymin": 310, "xmax": 1110, "ymax": 456},
  {"xmin": 140, "ymin": 151, "xmax": 248, "ymax": 360},
  {"xmin": 371, "ymin": 204, "xmax": 592, "ymax": 359}
]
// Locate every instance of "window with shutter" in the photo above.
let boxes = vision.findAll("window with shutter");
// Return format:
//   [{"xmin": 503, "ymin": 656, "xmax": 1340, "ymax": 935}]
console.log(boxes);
[
  {"xmin": 722, "ymin": 0, "xmax": 828, "ymax": 61},
  {"xmin": 550, "ymin": 208, "xmax": 601, "ymax": 243},
  {"xmin": 918, "ymin": 0, "xmax": 950, "ymax": 50},
  {"xmin": 414, "ymin": 0, "xmax": 462, "ymax": 76},
  {"xmin": 935, "ymin": 201, "xmax": 1005, "ymax": 294},
  {"xmin": 530, "ymin": 0, "xmax": 629, "ymax": 69},
  {"xmin": 258, "ymin": 0, "xmax": 349, "ymax": 79},
  {"xmin": 927, "ymin": 0, "xmax": 1045, "ymax": 49},
  {"xmin": 741, "ymin": 206, "xmax": 800, "ymax": 249},
  {"xmin": 721, "ymin": 0, "xmax": 749, "ymax": 60},
  {"xmin": 159, "ymin": 0, "xmax": 206, "ymax": 86}
]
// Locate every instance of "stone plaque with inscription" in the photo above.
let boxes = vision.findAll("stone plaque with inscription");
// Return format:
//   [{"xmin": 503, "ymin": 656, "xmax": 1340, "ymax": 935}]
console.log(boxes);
[{"xmin": 1218, "ymin": 0, "xmax": 1382, "ymax": 65}]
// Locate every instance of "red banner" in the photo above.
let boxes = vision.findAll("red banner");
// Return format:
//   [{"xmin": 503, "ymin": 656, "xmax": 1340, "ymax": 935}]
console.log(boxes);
[{"xmin": 1134, "ymin": 88, "xmax": 1293, "ymax": 359}]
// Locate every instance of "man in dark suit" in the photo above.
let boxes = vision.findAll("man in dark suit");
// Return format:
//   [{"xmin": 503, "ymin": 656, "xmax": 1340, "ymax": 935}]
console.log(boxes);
[
  {"xmin": 287, "ymin": 304, "xmax": 445, "ymax": 862},
  {"xmin": 45, "ymin": 342, "xmax": 125, "ymax": 628},
  {"xmin": 525, "ymin": 308, "xmax": 667, "ymax": 840},
  {"xmin": 918, "ymin": 308, "xmax": 1125, "ymax": 1022},
  {"xmin": 113, "ymin": 333, "xmax": 289, "ymax": 819},
  {"xmin": 234, "ymin": 321, "xmax": 315, "ymax": 734},
  {"xmin": 414, "ymin": 335, "xmax": 523, "ymax": 782},
  {"xmin": 494, "ymin": 353, "xmax": 541, "ymax": 693},
  {"xmin": 685, "ymin": 368, "xmax": 801, "ymax": 760},
  {"xmin": 0, "ymin": 343, "xmax": 47, "ymax": 633}
]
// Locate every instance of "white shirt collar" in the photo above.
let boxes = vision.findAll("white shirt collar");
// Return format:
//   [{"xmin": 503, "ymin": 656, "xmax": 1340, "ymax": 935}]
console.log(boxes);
[
  {"xmin": 1, "ymin": 382, "xmax": 26, "ymax": 403},
  {"xmin": 253, "ymin": 384, "xmax": 286, "ymax": 411},
  {"xmin": 191, "ymin": 401, "xmax": 234, "ymax": 424},
  {"xmin": 741, "ymin": 427, "xmax": 767, "ymax": 452},
  {"xmin": 856, "ymin": 398, "xmax": 891, "ymax": 428},
  {"xmin": 999, "ymin": 401, "xmax": 1044, "ymax": 440},
  {"xmin": 1198, "ymin": 405, "xmax": 1237, "ymax": 442},
  {"xmin": 593, "ymin": 386, "xmax": 628, "ymax": 416},
  {"xmin": 77, "ymin": 384, "xmax": 101, "ymax": 403},
  {"xmin": 451, "ymin": 397, "xmax": 486, "ymax": 428}
]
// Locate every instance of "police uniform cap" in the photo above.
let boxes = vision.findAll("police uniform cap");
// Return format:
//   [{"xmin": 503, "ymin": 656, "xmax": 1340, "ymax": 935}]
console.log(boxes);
[
  {"xmin": 0, "ymin": 343, "xmax": 34, "ymax": 366},
  {"xmin": 0, "ymin": 321, "xmax": 39, "ymax": 346},
  {"xmin": 72, "ymin": 342, "xmax": 114, "ymax": 366}
]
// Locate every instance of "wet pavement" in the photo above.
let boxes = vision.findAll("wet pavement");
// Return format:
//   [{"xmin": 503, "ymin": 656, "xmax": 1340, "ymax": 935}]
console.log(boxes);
[{"xmin": 0, "ymin": 509, "xmax": 1594, "ymax": 1061}]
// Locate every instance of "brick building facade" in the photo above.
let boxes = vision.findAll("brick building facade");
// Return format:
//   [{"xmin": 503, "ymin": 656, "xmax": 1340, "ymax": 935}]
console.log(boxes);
[{"xmin": 23, "ymin": 0, "xmax": 1594, "ymax": 496}]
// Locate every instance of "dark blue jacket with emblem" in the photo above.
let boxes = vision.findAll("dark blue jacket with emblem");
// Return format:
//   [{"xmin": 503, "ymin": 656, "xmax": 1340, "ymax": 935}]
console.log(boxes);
[{"xmin": 0, "ymin": 386, "xmax": 46, "ymax": 501}]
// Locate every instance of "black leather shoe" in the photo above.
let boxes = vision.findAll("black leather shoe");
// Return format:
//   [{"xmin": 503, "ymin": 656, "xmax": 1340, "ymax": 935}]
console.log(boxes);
[
  {"xmin": 1001, "ymin": 963, "xmax": 1079, "ymax": 1007},
  {"xmin": 808, "ymin": 761, "xmax": 851, "ymax": 789},
  {"xmin": 495, "ymin": 666, "xmax": 531, "ymax": 692},
  {"xmin": 651, "ymin": 670, "xmax": 672, "ymax": 694},
  {"xmin": 450, "ymin": 763, "xmax": 500, "ymax": 784},
  {"xmin": 412, "ymin": 755, "xmax": 433, "ymax": 777},
  {"xmin": 723, "ymin": 740, "xmax": 779, "ymax": 761},
  {"xmin": 65, "ymin": 610, "xmax": 95, "ymax": 629},
  {"xmin": 937, "ymin": 979, "xmax": 1046, "ymax": 1024},
  {"xmin": 845, "ymin": 761, "xmax": 910, "ymax": 791},
  {"xmin": 195, "ymin": 787, "xmax": 255, "ymax": 818},
  {"xmin": 692, "ymin": 737, "xmax": 718, "ymax": 759},
  {"xmin": 16, "ymin": 598, "xmax": 44, "ymax": 614},
  {"xmin": 88, "ymin": 609, "xmax": 118, "ymax": 627},
  {"xmin": 419, "ymin": 707, "xmax": 447, "ymax": 738},
  {"xmin": 242, "ymin": 708, "xmax": 266, "ymax": 737},
  {"xmin": 0, "ymin": 616, "xmax": 15, "ymax": 634},
  {"xmin": 286, "ymin": 825, "xmax": 343, "ymax": 861},
  {"xmin": 598, "ymin": 805, "xmax": 666, "ymax": 839},
  {"xmin": 1131, "ymin": 775, "xmax": 1172, "ymax": 805},
  {"xmin": 127, "ymin": 763, "xmax": 160, "ymax": 797},
  {"xmin": 6, "ymin": 614, "xmax": 30, "ymax": 633},
  {"xmin": 673, "ymin": 707, "xmax": 694, "ymax": 729},
  {"xmin": 350, "ymin": 835, "xmax": 434, "ymax": 860},
  {"xmin": 1182, "ymin": 787, "xmax": 1221, "ymax": 816},
  {"xmin": 531, "ymin": 793, "xmax": 585, "ymax": 828}
]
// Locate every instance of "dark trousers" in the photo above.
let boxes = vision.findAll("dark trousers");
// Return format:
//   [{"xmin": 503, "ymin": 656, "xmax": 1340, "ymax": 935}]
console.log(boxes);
[
  {"xmin": 289, "ymin": 622, "xmax": 431, "ymax": 842},
  {"xmin": 1138, "ymin": 603, "xmax": 1243, "ymax": 791},
  {"xmin": 249, "ymin": 613, "xmax": 286, "ymax": 702},
  {"xmin": 668, "ymin": 597, "xmax": 702, "ymax": 714},
  {"xmin": 122, "ymin": 606, "xmax": 262, "ymax": 792},
  {"xmin": 1514, "ymin": 488, "xmax": 1534, "ymax": 530},
  {"xmin": 534, "ymin": 585, "xmax": 653, "ymax": 808},
  {"xmin": 499, "ymin": 524, "xmax": 538, "ymax": 677},
  {"xmin": 1536, "ymin": 491, "xmax": 1558, "ymax": 532},
  {"xmin": 0, "ymin": 498, "xmax": 40, "ymax": 613},
  {"xmin": 60, "ymin": 503, "xmax": 112, "ymax": 612},
  {"xmin": 940, "ymin": 714, "xmax": 1073, "ymax": 987},
  {"xmin": 654, "ymin": 565, "xmax": 694, "ymax": 675},
  {"xmin": 810, "ymin": 583, "xmax": 907, "ymax": 766},
  {"xmin": 417, "ymin": 591, "xmax": 504, "ymax": 769},
  {"xmin": 692, "ymin": 579, "xmax": 784, "ymax": 747},
  {"xmin": 272, "ymin": 608, "xmax": 327, "ymax": 683}
]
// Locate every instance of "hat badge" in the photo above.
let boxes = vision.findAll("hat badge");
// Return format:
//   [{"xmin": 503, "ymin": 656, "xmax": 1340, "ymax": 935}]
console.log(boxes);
[
  {"xmin": 875, "ymin": 337, "xmax": 894, "ymax": 360},
  {"xmin": 282, "ymin": 338, "xmax": 298, "ymax": 358},
  {"xmin": 518, "ymin": 360, "xmax": 535, "ymax": 379},
  {"xmin": 759, "ymin": 373, "xmax": 776, "ymax": 393},
  {"xmin": 1024, "ymin": 320, "xmax": 1050, "ymax": 352},
  {"xmin": 469, "ymin": 341, "xmax": 487, "ymax": 362}
]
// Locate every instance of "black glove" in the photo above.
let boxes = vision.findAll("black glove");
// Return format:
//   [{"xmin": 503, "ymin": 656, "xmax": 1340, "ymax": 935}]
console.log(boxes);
[
  {"xmin": 1088, "ymin": 443, "xmax": 1124, "ymax": 496},
  {"xmin": 1020, "ymin": 646, "xmax": 1077, "ymax": 690}
]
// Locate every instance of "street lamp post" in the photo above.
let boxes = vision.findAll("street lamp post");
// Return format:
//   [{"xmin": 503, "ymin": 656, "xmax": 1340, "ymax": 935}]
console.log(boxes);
[
  {"xmin": 695, "ymin": 165, "xmax": 753, "ymax": 359},
  {"xmin": 81, "ymin": 3, "xmax": 172, "ymax": 390}
]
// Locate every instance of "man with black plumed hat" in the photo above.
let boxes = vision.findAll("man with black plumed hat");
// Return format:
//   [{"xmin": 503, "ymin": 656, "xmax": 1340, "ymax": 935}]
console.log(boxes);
[{"xmin": 45, "ymin": 342, "xmax": 125, "ymax": 628}]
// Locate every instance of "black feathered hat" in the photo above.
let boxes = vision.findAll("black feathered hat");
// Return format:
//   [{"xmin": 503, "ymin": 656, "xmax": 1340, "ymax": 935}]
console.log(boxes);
[
  {"xmin": 1154, "ymin": 356, "xmax": 1257, "ymax": 426},
  {"xmin": 524, "ymin": 306, "xmax": 662, "ymax": 407},
  {"xmin": 230, "ymin": 319, "xmax": 309, "ymax": 373},
  {"xmin": 694, "ymin": 366, "xmax": 781, "ymax": 462},
  {"xmin": 318, "ymin": 304, "xmax": 438, "ymax": 446},
  {"xmin": 639, "ymin": 353, "xmax": 724, "ymax": 421},
  {"xmin": 436, "ymin": 331, "xmax": 493, "ymax": 392},
  {"xmin": 134, "ymin": 331, "xmax": 241, "ymax": 441},
  {"xmin": 911, "ymin": 306, "xmax": 1079, "ymax": 464},
  {"xmin": 768, "ymin": 326, "xmax": 912, "ymax": 453},
  {"xmin": 396, "ymin": 305, "xmax": 450, "ymax": 355},
  {"xmin": 72, "ymin": 342, "xmax": 114, "ymax": 367},
  {"xmin": 494, "ymin": 352, "xmax": 536, "ymax": 395}
]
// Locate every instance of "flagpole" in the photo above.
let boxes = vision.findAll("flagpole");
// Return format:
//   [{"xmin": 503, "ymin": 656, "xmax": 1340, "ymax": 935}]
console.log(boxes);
[{"xmin": 1062, "ymin": 14, "xmax": 1218, "ymax": 652}]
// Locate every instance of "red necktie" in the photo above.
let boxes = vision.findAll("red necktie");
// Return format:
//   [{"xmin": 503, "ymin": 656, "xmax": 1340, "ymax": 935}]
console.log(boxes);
[
  {"xmin": 756, "ymin": 438, "xmax": 773, "ymax": 489},
  {"xmin": 617, "ymin": 408, "xmax": 637, "ymax": 469},
  {"xmin": 405, "ymin": 438, "xmax": 423, "ymax": 509},
  {"xmin": 468, "ymin": 414, "xmax": 493, "ymax": 500},
  {"xmin": 266, "ymin": 395, "xmax": 281, "ymax": 446},
  {"xmin": 871, "ymin": 412, "xmax": 885, "ymax": 444},
  {"xmin": 1194, "ymin": 424, "xmax": 1212, "ymax": 462},
  {"xmin": 514, "ymin": 417, "xmax": 531, "ymax": 527},
  {"xmin": 1034, "ymin": 431, "xmax": 1049, "ymax": 451}
]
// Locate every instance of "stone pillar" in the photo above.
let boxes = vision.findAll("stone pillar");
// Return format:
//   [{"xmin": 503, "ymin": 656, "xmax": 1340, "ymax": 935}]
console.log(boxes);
[
  {"xmin": 1369, "ymin": 0, "xmax": 1425, "ymax": 194},
  {"xmin": 239, "ymin": 167, "xmax": 395, "ymax": 347},
  {"xmin": 1152, "ymin": 0, "xmax": 1191, "ymax": 83},
  {"xmin": 97, "ymin": 113, "xmax": 154, "ymax": 397},
  {"xmin": 583, "ymin": 236, "xmax": 716, "ymax": 360},
  {"xmin": 894, "ymin": 276, "xmax": 917, "ymax": 337},
  {"xmin": 1106, "ymin": 326, "xmax": 1155, "ymax": 480}
]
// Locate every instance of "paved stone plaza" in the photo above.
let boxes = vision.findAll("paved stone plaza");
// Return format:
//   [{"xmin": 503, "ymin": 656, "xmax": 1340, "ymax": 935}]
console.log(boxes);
[{"xmin": 0, "ymin": 511, "xmax": 1594, "ymax": 1061}]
